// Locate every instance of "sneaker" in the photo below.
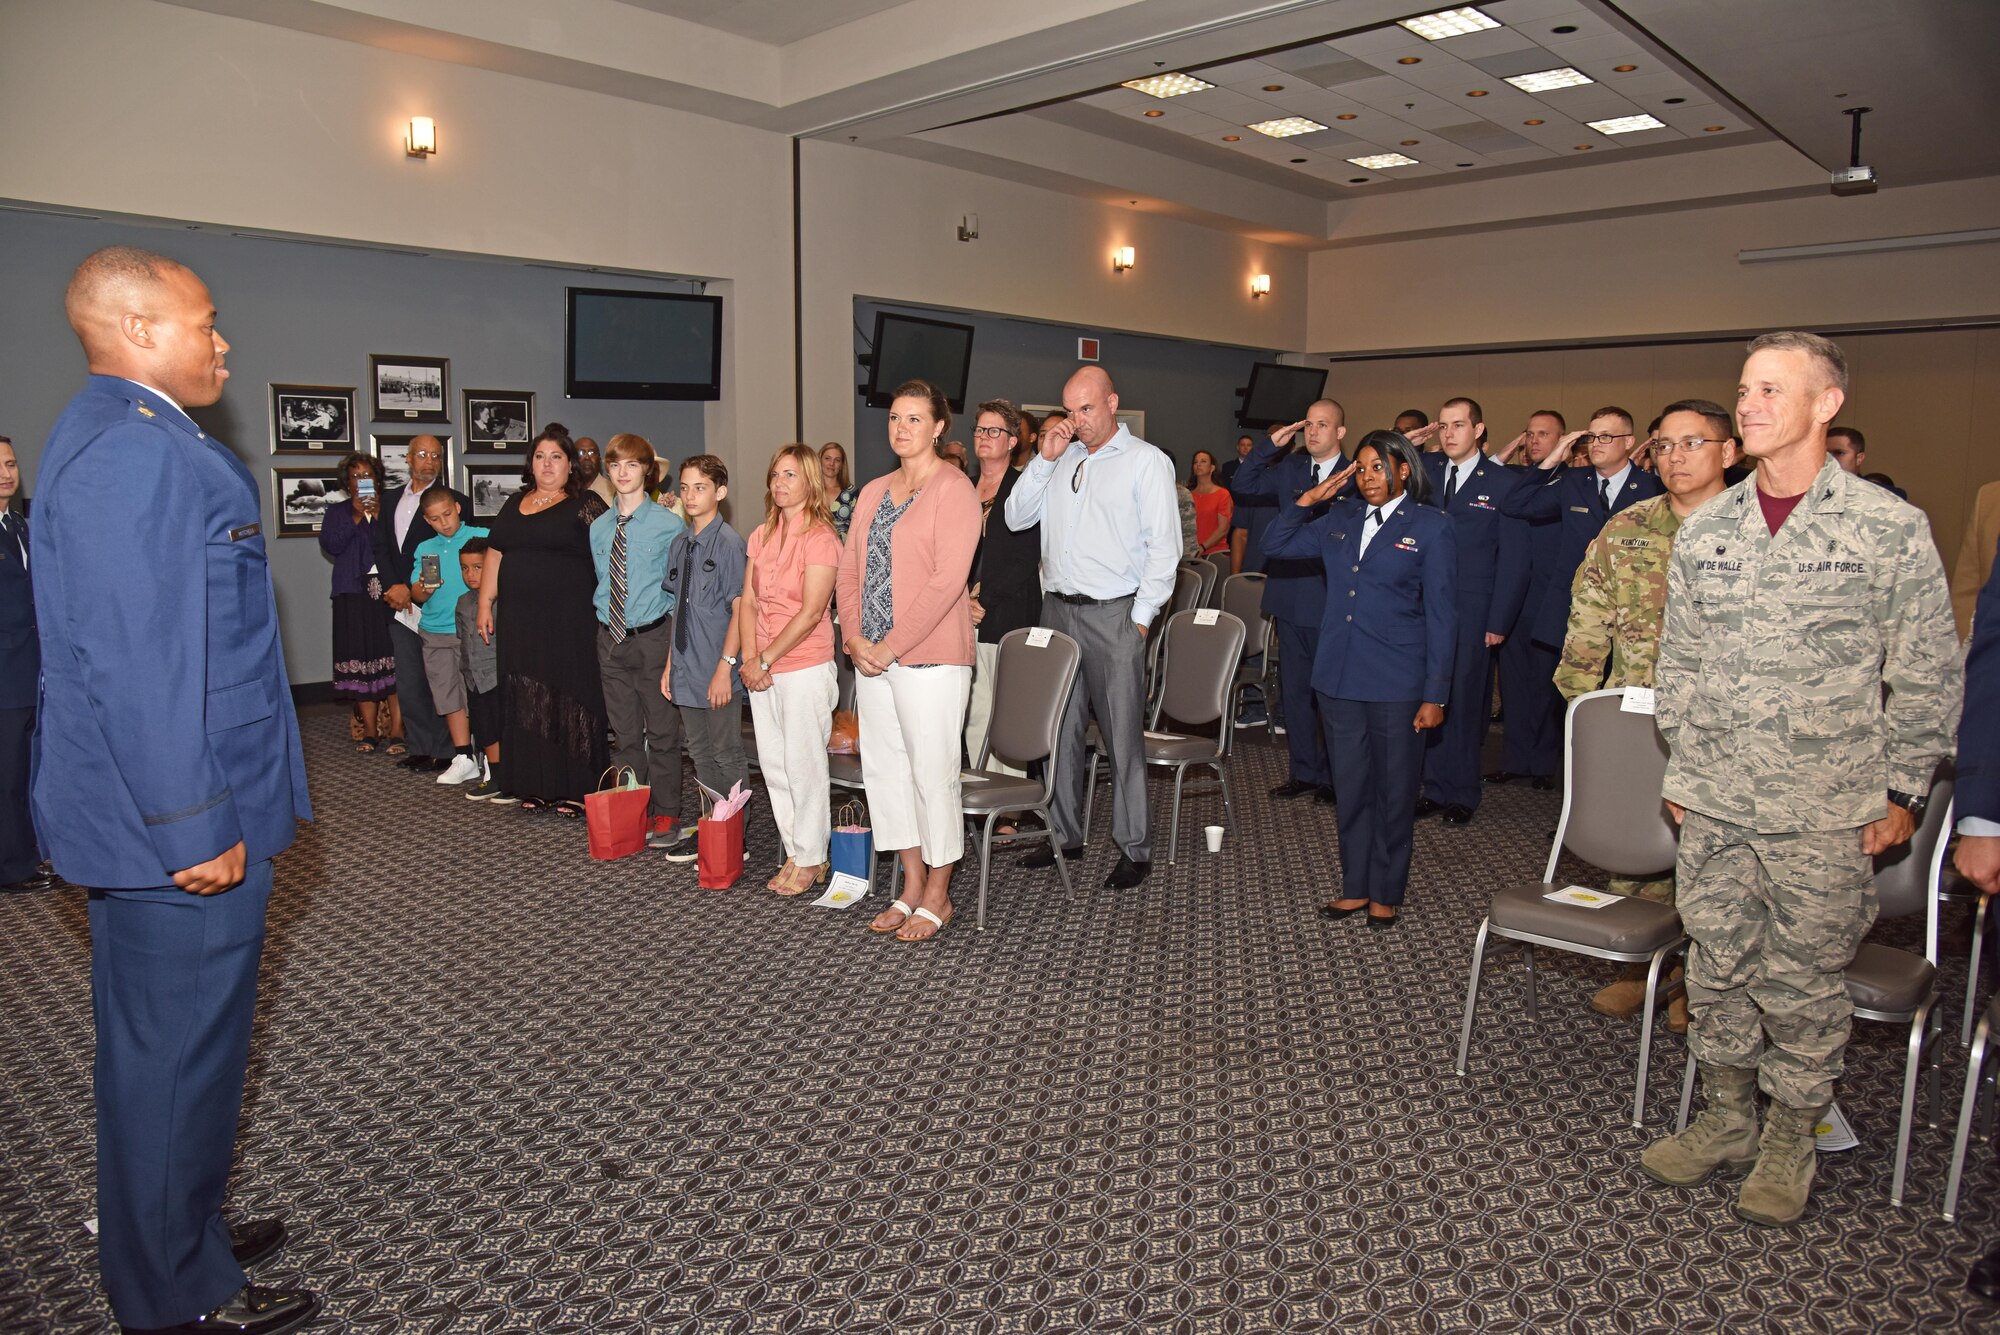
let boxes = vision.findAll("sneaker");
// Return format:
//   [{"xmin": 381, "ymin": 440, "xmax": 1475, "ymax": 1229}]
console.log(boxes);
[
  {"xmin": 1271, "ymin": 721, "xmax": 1287, "ymax": 735},
  {"xmin": 645, "ymin": 816, "xmax": 689, "ymax": 849},
  {"xmin": 664, "ymin": 837, "xmax": 701, "ymax": 863},
  {"xmin": 1232, "ymin": 708, "xmax": 1268, "ymax": 730},
  {"xmin": 436, "ymin": 754, "xmax": 484, "ymax": 785},
  {"xmin": 464, "ymin": 777, "xmax": 501, "ymax": 801}
]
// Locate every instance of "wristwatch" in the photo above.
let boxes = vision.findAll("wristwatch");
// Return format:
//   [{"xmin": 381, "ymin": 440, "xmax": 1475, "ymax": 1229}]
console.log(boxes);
[
  {"xmin": 723, "ymin": 654, "xmax": 739, "ymax": 667},
  {"xmin": 1887, "ymin": 789, "xmax": 1928, "ymax": 821}
]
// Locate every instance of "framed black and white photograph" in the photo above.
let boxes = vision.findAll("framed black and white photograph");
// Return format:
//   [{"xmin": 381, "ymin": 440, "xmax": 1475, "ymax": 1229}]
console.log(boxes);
[
  {"xmin": 272, "ymin": 466, "xmax": 345, "ymax": 538},
  {"xmin": 465, "ymin": 462, "xmax": 527, "ymax": 519},
  {"xmin": 370, "ymin": 434, "xmax": 454, "ymax": 494},
  {"xmin": 462, "ymin": 389, "xmax": 535, "ymax": 452},
  {"xmin": 370, "ymin": 354, "xmax": 450, "ymax": 423},
  {"xmin": 269, "ymin": 384, "xmax": 354, "ymax": 453}
]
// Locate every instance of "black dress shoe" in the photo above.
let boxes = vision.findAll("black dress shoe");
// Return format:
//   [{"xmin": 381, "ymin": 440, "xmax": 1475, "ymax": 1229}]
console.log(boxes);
[
  {"xmin": 123, "ymin": 1283, "xmax": 322, "ymax": 1335},
  {"xmin": 394, "ymin": 755, "xmax": 427, "ymax": 770},
  {"xmin": 1313, "ymin": 785, "xmax": 1337, "ymax": 806},
  {"xmin": 1969, "ymin": 1240, "xmax": 2000, "ymax": 1301},
  {"xmin": 1482, "ymin": 770, "xmax": 1519, "ymax": 786},
  {"xmin": 1104, "ymin": 855, "xmax": 1151, "ymax": 889},
  {"xmin": 229, "ymin": 1218, "xmax": 287, "ymax": 1269},
  {"xmin": 1441, "ymin": 804, "xmax": 1474, "ymax": 826},
  {"xmin": 1020, "ymin": 844, "xmax": 1082, "ymax": 869},
  {"xmin": 1317, "ymin": 901, "xmax": 1368, "ymax": 921},
  {"xmin": 1414, "ymin": 797, "xmax": 1441, "ymax": 820},
  {"xmin": 1269, "ymin": 779, "xmax": 1315, "ymax": 800},
  {"xmin": 1366, "ymin": 911, "xmax": 1401, "ymax": 929},
  {"xmin": 2, "ymin": 871, "xmax": 61, "ymax": 893},
  {"xmin": 1531, "ymin": 776, "xmax": 1556, "ymax": 791},
  {"xmin": 426, "ymin": 757, "xmax": 453, "ymax": 773}
]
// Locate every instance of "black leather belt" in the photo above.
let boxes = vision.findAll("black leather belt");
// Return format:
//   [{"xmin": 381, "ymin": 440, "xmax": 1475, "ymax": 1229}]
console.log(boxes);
[
  {"xmin": 603, "ymin": 614, "xmax": 669, "ymax": 635},
  {"xmin": 1050, "ymin": 591, "xmax": 1134, "ymax": 606}
]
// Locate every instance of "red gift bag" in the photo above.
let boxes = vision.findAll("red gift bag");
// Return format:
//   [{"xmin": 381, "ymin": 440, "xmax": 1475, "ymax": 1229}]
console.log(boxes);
[
  {"xmin": 697, "ymin": 808, "xmax": 745, "ymax": 889},
  {"xmin": 586, "ymin": 767, "xmax": 650, "ymax": 861}
]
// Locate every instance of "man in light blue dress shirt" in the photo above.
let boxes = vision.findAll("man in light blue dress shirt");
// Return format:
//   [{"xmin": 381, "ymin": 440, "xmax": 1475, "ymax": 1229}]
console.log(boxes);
[{"xmin": 1006, "ymin": 366, "xmax": 1181, "ymax": 888}]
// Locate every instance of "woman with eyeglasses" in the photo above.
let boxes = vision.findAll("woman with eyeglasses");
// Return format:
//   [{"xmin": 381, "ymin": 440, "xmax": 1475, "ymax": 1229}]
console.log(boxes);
[
  {"xmin": 1261, "ymin": 429, "xmax": 1457, "ymax": 927},
  {"xmin": 964, "ymin": 400, "xmax": 1041, "ymax": 782},
  {"xmin": 837, "ymin": 381, "xmax": 981, "ymax": 941}
]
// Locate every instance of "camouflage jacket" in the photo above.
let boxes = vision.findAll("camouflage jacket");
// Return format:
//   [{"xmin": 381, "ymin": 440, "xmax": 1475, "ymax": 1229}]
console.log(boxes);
[
  {"xmin": 1555, "ymin": 494, "xmax": 1680, "ymax": 701},
  {"xmin": 1656, "ymin": 457, "xmax": 1962, "ymax": 833}
]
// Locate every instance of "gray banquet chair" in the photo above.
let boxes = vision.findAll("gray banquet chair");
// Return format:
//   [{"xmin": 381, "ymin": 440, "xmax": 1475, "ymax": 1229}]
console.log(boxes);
[
  {"xmin": 886, "ymin": 626, "xmax": 1081, "ymax": 930},
  {"xmin": 1675, "ymin": 771, "xmax": 1954, "ymax": 1207},
  {"xmin": 1456, "ymin": 689, "xmax": 1683, "ymax": 1129},
  {"xmin": 1219, "ymin": 572, "xmax": 1271, "ymax": 723}
]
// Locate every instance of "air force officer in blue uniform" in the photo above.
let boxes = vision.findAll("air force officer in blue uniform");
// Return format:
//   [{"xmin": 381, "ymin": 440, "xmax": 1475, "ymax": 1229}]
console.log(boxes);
[
  {"xmin": 1262, "ymin": 430, "xmax": 1456, "ymax": 927},
  {"xmin": 35, "ymin": 248, "xmax": 319, "ymax": 1334},
  {"xmin": 1416, "ymin": 397, "xmax": 1527, "ymax": 825},
  {"xmin": 1228, "ymin": 399, "xmax": 1348, "ymax": 801},
  {"xmin": 0, "ymin": 436, "xmax": 56, "ymax": 894}
]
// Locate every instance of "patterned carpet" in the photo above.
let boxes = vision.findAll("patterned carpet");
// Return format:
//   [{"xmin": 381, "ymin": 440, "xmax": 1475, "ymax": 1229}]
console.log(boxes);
[{"xmin": 2, "ymin": 708, "xmax": 1999, "ymax": 1333}]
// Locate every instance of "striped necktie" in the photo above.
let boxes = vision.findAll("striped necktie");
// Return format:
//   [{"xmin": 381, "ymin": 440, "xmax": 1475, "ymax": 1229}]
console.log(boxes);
[{"xmin": 608, "ymin": 513, "xmax": 631, "ymax": 643}]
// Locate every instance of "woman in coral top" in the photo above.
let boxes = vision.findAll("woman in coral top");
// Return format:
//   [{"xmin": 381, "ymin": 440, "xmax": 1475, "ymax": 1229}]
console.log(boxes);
[
  {"xmin": 836, "ymin": 380, "xmax": 982, "ymax": 942},
  {"xmin": 1189, "ymin": 448, "xmax": 1234, "ymax": 556},
  {"xmin": 738, "ymin": 443, "xmax": 844, "ymax": 896}
]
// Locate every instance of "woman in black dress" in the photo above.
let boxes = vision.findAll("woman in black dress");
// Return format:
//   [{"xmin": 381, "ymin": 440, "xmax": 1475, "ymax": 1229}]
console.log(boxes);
[
  {"xmin": 319, "ymin": 452, "xmax": 397, "ymax": 751},
  {"xmin": 475, "ymin": 423, "xmax": 609, "ymax": 814}
]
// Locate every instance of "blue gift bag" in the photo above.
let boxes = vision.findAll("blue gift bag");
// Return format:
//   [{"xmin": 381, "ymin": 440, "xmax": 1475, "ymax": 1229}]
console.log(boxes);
[{"xmin": 830, "ymin": 800, "xmax": 873, "ymax": 886}]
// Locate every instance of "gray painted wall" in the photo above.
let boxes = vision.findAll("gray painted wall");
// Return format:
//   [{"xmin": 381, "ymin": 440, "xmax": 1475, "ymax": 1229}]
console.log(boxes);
[
  {"xmin": 849, "ymin": 300, "xmax": 1277, "ymax": 483},
  {"xmin": 0, "ymin": 209, "xmax": 705, "ymax": 685}
]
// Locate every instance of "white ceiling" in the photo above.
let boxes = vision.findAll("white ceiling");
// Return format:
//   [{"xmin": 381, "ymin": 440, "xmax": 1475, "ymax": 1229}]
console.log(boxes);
[{"xmin": 153, "ymin": 0, "xmax": 2000, "ymax": 247}]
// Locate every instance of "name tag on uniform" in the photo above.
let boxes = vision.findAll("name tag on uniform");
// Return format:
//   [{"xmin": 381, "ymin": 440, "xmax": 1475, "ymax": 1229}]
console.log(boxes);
[
  {"xmin": 229, "ymin": 523, "xmax": 261, "ymax": 541},
  {"xmin": 1569, "ymin": 506, "xmax": 1591, "ymax": 514}
]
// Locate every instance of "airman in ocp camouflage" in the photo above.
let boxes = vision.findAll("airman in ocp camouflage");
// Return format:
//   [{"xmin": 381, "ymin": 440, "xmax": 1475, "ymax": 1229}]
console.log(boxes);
[
  {"xmin": 1642, "ymin": 334, "xmax": 1961, "ymax": 1231},
  {"xmin": 1554, "ymin": 492, "xmax": 1680, "ymax": 702}
]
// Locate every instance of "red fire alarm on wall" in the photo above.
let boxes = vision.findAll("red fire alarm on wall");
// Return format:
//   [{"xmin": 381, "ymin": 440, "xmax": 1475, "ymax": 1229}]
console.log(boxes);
[{"xmin": 1077, "ymin": 337, "xmax": 1100, "ymax": 362}]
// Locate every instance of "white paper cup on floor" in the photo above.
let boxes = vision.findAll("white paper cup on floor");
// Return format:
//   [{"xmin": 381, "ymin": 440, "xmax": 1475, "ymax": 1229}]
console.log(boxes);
[{"xmin": 1204, "ymin": 825, "xmax": 1224, "ymax": 853}]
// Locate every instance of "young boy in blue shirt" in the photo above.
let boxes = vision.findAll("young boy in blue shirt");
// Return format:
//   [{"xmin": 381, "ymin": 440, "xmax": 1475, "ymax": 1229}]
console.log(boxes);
[
  {"xmin": 659, "ymin": 454, "xmax": 749, "ymax": 860},
  {"xmin": 455, "ymin": 539, "xmax": 505, "ymax": 800},
  {"xmin": 410, "ymin": 485, "xmax": 489, "ymax": 785}
]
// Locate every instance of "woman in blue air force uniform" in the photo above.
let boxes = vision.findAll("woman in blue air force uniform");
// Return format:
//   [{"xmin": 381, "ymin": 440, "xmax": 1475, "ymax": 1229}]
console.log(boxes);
[{"xmin": 1260, "ymin": 429, "xmax": 1457, "ymax": 926}]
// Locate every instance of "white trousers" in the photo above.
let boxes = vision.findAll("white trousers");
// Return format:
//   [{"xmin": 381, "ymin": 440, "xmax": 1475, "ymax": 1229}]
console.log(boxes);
[
  {"xmin": 963, "ymin": 639, "xmax": 1026, "ymax": 778},
  {"xmin": 747, "ymin": 660, "xmax": 837, "ymax": 867},
  {"xmin": 857, "ymin": 663, "xmax": 972, "ymax": 866}
]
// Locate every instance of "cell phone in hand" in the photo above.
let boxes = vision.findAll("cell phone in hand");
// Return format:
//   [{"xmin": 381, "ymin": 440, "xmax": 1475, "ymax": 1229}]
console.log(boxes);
[
  {"xmin": 357, "ymin": 477, "xmax": 376, "ymax": 500},
  {"xmin": 420, "ymin": 554, "xmax": 441, "ymax": 586}
]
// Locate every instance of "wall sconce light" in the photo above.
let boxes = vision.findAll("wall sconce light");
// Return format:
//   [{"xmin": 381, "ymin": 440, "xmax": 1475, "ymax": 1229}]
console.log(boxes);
[
  {"xmin": 1112, "ymin": 246, "xmax": 1136, "ymax": 272},
  {"xmin": 406, "ymin": 117, "xmax": 437, "ymax": 158},
  {"xmin": 1250, "ymin": 273, "xmax": 1272, "ymax": 298}
]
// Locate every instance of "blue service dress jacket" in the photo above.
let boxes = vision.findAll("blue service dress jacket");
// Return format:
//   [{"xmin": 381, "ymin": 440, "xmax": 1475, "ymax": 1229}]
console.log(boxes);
[
  {"xmin": 1499, "ymin": 464, "xmax": 1663, "ymax": 647},
  {"xmin": 30, "ymin": 376, "xmax": 311, "ymax": 887},
  {"xmin": 1229, "ymin": 436, "xmax": 1345, "ymax": 625},
  {"xmin": 1421, "ymin": 453, "xmax": 1529, "ymax": 637},
  {"xmin": 1260, "ymin": 494, "xmax": 1458, "ymax": 704},
  {"xmin": 1960, "ymin": 536, "xmax": 2000, "ymax": 824},
  {"xmin": 0, "ymin": 509, "xmax": 36, "ymax": 711}
]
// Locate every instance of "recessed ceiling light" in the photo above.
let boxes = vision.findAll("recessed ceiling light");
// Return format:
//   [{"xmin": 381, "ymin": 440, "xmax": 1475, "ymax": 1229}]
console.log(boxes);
[
  {"xmin": 1250, "ymin": 116, "xmax": 1329, "ymax": 137},
  {"xmin": 1143, "ymin": 109, "xmax": 1165, "ymax": 117},
  {"xmin": 1290, "ymin": 157, "xmax": 1307, "ymax": 163},
  {"xmin": 1506, "ymin": 67, "xmax": 1593, "ymax": 93},
  {"xmin": 1522, "ymin": 118, "xmax": 1545, "ymax": 126},
  {"xmin": 1613, "ymin": 64, "xmax": 1638, "ymax": 73},
  {"xmin": 1336, "ymin": 113, "xmax": 1359, "ymax": 120},
  {"xmin": 1704, "ymin": 125, "xmax": 1727, "ymax": 132},
  {"xmin": 1466, "ymin": 89, "xmax": 1490, "ymax": 96},
  {"xmin": 1262, "ymin": 84, "xmax": 1285, "ymax": 92},
  {"xmin": 1221, "ymin": 134, "xmax": 1241, "ymax": 142},
  {"xmin": 1457, "ymin": 162, "xmax": 1473, "ymax": 167},
  {"xmin": 1551, "ymin": 24, "xmax": 1577, "ymax": 34},
  {"xmin": 1398, "ymin": 7, "xmax": 1502, "ymax": 40},
  {"xmin": 1588, "ymin": 113, "xmax": 1666, "ymax": 134},
  {"xmin": 1400, "ymin": 139, "xmax": 1420, "ymax": 145},
  {"xmin": 1121, "ymin": 72, "xmax": 1215, "ymax": 98},
  {"xmin": 1348, "ymin": 178, "xmax": 1369, "ymax": 184},
  {"xmin": 1573, "ymin": 144, "xmax": 1592, "ymax": 150},
  {"xmin": 1398, "ymin": 57, "xmax": 1423, "ymax": 65},
  {"xmin": 1348, "ymin": 152, "xmax": 1419, "ymax": 169},
  {"xmin": 1664, "ymin": 97, "xmax": 1686, "ymax": 105}
]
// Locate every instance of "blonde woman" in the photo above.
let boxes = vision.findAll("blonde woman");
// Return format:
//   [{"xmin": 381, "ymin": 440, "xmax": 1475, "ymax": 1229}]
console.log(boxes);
[
  {"xmin": 738, "ymin": 444, "xmax": 843, "ymax": 894},
  {"xmin": 822, "ymin": 441, "xmax": 859, "ymax": 539}
]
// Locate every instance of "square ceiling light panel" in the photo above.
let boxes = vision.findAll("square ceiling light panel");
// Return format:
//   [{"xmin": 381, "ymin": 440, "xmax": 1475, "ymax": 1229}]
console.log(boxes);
[
  {"xmin": 1398, "ymin": 7, "xmax": 1502, "ymax": 40},
  {"xmin": 1122, "ymin": 72, "xmax": 1215, "ymax": 98},
  {"xmin": 1586, "ymin": 113, "xmax": 1667, "ymax": 134},
  {"xmin": 1249, "ymin": 116, "xmax": 1331, "ymax": 138},
  {"xmin": 1505, "ymin": 66, "xmax": 1593, "ymax": 93},
  {"xmin": 1347, "ymin": 152, "xmax": 1420, "ymax": 168}
]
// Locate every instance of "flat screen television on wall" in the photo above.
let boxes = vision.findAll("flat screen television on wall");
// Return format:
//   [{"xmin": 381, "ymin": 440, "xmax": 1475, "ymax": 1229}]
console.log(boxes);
[
  {"xmin": 565, "ymin": 287, "xmax": 723, "ymax": 400},
  {"xmin": 864, "ymin": 311, "xmax": 975, "ymax": 412},
  {"xmin": 1238, "ymin": 362, "xmax": 1329, "ymax": 429}
]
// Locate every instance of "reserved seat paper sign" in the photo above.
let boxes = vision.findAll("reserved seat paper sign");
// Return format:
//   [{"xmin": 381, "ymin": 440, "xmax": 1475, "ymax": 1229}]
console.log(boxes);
[{"xmin": 1545, "ymin": 885, "xmax": 1617, "ymax": 909}]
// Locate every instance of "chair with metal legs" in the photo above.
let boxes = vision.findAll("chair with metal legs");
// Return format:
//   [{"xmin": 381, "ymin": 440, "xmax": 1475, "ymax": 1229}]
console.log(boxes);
[
  {"xmin": 886, "ymin": 627, "xmax": 1081, "ymax": 930},
  {"xmin": 1673, "ymin": 777, "xmax": 1955, "ymax": 1207},
  {"xmin": 1219, "ymin": 573, "xmax": 1271, "ymax": 723},
  {"xmin": 1455, "ymin": 689, "xmax": 1683, "ymax": 1128},
  {"xmin": 1146, "ymin": 566, "xmax": 1204, "ymax": 706},
  {"xmin": 1944, "ymin": 991, "xmax": 2000, "ymax": 1220}
]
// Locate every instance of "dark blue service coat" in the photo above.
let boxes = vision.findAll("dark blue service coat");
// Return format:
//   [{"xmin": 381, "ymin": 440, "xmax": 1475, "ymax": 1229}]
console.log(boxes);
[
  {"xmin": 1500, "ymin": 463, "xmax": 1663, "ymax": 648},
  {"xmin": 1960, "ymin": 535, "xmax": 2000, "ymax": 824},
  {"xmin": 1228, "ymin": 437, "xmax": 1346, "ymax": 626}
]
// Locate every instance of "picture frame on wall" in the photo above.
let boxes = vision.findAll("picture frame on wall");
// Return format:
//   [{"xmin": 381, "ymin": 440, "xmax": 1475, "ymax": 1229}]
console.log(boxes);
[
  {"xmin": 272, "ymin": 465, "xmax": 346, "ymax": 538},
  {"xmin": 370, "ymin": 434, "xmax": 454, "ymax": 494},
  {"xmin": 465, "ymin": 461, "xmax": 527, "ymax": 519},
  {"xmin": 269, "ymin": 383, "xmax": 354, "ymax": 453},
  {"xmin": 462, "ymin": 389, "xmax": 535, "ymax": 452},
  {"xmin": 370, "ymin": 354, "xmax": 451, "ymax": 423}
]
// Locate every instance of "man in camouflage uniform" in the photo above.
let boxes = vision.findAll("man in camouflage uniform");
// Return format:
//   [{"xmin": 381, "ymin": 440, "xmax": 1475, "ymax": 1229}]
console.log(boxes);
[
  {"xmin": 1640, "ymin": 332, "xmax": 1961, "ymax": 1227},
  {"xmin": 1556, "ymin": 399, "xmax": 1736, "ymax": 1027}
]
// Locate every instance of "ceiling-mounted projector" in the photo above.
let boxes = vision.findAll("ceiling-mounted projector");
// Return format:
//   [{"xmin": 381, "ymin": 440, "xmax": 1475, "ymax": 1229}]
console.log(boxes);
[{"xmin": 1833, "ymin": 107, "xmax": 1877, "ymax": 196}]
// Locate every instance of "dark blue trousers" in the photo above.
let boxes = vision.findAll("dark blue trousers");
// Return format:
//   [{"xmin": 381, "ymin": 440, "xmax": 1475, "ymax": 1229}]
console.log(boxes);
[
  {"xmin": 1497, "ymin": 629, "xmax": 1562, "ymax": 777},
  {"xmin": 1273, "ymin": 616, "xmax": 1327, "ymax": 786},
  {"xmin": 1323, "ymin": 695, "xmax": 1425, "ymax": 907},
  {"xmin": 1421, "ymin": 620, "xmax": 1491, "ymax": 810},
  {"xmin": 90, "ymin": 863, "xmax": 271, "ymax": 1328},
  {"xmin": 0, "ymin": 705, "xmax": 36, "ymax": 882}
]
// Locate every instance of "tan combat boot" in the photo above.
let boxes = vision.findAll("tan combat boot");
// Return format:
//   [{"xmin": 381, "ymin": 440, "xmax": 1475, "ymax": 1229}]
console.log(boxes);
[
  {"xmin": 1735, "ymin": 1101, "xmax": 1822, "ymax": 1227},
  {"xmin": 1640, "ymin": 1063, "xmax": 1760, "ymax": 1185},
  {"xmin": 1592, "ymin": 963, "xmax": 1649, "ymax": 1018}
]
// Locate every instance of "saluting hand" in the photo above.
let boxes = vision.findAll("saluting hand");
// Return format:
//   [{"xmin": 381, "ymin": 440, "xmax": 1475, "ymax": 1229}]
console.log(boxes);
[
  {"xmin": 1544, "ymin": 431, "xmax": 1589, "ymax": 470},
  {"xmin": 1268, "ymin": 418, "xmax": 1310, "ymax": 451},
  {"xmin": 1492, "ymin": 431, "xmax": 1529, "ymax": 464},
  {"xmin": 1299, "ymin": 461, "xmax": 1357, "ymax": 507},
  {"xmin": 1403, "ymin": 422, "xmax": 1443, "ymax": 447}
]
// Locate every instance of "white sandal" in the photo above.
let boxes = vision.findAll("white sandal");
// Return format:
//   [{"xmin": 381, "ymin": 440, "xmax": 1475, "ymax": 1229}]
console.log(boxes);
[
  {"xmin": 870, "ymin": 898, "xmax": 917, "ymax": 933},
  {"xmin": 896, "ymin": 905, "xmax": 949, "ymax": 942}
]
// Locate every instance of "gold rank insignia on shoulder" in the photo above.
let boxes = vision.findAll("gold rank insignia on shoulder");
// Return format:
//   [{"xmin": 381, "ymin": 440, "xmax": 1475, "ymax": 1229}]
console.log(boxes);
[{"xmin": 135, "ymin": 405, "xmax": 156, "ymax": 417}]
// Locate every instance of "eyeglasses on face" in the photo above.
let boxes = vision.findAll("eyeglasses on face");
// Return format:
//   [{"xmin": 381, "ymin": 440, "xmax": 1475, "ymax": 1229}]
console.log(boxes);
[
  {"xmin": 972, "ymin": 426, "xmax": 1012, "ymax": 438},
  {"xmin": 1654, "ymin": 437, "xmax": 1728, "ymax": 455},
  {"xmin": 1578, "ymin": 432, "xmax": 1633, "ymax": 446}
]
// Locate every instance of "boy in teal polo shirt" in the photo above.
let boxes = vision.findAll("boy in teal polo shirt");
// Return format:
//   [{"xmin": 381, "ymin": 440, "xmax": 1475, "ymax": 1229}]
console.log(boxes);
[{"xmin": 410, "ymin": 484, "xmax": 489, "ymax": 785}]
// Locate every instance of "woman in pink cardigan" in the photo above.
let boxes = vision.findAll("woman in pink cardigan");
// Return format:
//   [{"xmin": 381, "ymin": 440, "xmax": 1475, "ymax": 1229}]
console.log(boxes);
[{"xmin": 836, "ymin": 379, "xmax": 982, "ymax": 942}]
